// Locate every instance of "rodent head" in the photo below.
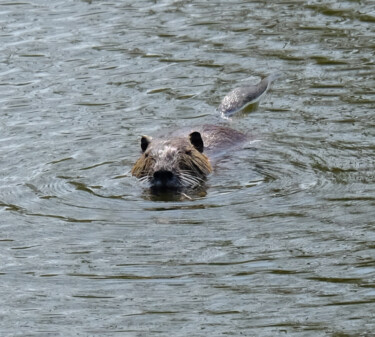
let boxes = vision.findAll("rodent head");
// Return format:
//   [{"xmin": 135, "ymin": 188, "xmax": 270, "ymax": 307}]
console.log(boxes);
[{"xmin": 131, "ymin": 131, "xmax": 212, "ymax": 191}]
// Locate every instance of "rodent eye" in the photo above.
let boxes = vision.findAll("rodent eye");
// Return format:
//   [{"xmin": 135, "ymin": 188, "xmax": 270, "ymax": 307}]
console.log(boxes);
[
  {"xmin": 185, "ymin": 150, "xmax": 192, "ymax": 155},
  {"xmin": 144, "ymin": 153, "xmax": 149, "ymax": 158}
]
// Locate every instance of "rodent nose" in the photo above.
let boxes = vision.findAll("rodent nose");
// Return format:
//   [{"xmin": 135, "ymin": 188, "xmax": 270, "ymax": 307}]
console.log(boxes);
[{"xmin": 153, "ymin": 170, "xmax": 174, "ymax": 182}]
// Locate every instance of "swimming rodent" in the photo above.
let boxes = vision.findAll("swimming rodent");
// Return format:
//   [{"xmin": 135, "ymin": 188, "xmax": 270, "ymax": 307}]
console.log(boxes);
[{"xmin": 131, "ymin": 74, "xmax": 278, "ymax": 192}]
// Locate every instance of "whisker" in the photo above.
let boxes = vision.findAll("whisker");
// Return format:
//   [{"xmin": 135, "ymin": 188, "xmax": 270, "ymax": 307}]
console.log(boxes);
[
  {"xmin": 179, "ymin": 171, "xmax": 203, "ymax": 188},
  {"xmin": 139, "ymin": 176, "xmax": 151, "ymax": 186},
  {"xmin": 180, "ymin": 170, "xmax": 205, "ymax": 182}
]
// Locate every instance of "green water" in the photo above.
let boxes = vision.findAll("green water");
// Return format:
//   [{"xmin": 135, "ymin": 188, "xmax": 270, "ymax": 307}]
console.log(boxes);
[{"xmin": 1, "ymin": 1, "xmax": 374, "ymax": 336}]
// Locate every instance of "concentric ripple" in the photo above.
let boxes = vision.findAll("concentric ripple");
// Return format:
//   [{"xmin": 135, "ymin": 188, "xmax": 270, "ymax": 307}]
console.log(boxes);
[{"xmin": 1, "ymin": 1, "xmax": 374, "ymax": 336}]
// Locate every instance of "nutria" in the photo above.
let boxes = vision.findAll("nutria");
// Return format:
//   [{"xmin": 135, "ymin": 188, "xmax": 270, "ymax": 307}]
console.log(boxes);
[{"xmin": 131, "ymin": 74, "xmax": 278, "ymax": 191}]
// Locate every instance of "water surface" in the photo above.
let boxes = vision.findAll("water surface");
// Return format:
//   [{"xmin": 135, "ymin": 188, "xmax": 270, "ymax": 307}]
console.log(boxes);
[{"xmin": 1, "ymin": 1, "xmax": 374, "ymax": 336}]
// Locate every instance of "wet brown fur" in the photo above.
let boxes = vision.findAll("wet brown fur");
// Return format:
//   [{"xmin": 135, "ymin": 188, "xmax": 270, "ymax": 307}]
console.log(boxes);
[
  {"xmin": 131, "ymin": 135, "xmax": 212, "ymax": 189},
  {"xmin": 131, "ymin": 75, "xmax": 277, "ymax": 191}
]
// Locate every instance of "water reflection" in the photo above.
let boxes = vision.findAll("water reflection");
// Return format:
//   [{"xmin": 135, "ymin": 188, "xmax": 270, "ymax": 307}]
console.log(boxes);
[{"xmin": 1, "ymin": 0, "xmax": 374, "ymax": 336}]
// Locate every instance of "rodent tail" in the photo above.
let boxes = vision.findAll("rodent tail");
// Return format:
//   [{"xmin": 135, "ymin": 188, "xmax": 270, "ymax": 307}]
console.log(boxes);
[{"xmin": 218, "ymin": 72, "xmax": 281, "ymax": 118}]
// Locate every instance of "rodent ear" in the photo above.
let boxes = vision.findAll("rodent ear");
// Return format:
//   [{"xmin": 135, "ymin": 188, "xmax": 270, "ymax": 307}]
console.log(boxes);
[
  {"xmin": 189, "ymin": 131, "xmax": 204, "ymax": 153},
  {"xmin": 141, "ymin": 135, "xmax": 151, "ymax": 152}
]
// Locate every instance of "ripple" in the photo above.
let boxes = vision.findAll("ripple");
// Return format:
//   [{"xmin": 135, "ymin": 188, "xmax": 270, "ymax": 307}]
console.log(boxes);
[{"xmin": 1, "ymin": 1, "xmax": 374, "ymax": 336}]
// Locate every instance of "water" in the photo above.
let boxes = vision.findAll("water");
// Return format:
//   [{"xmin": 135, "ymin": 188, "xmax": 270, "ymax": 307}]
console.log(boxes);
[{"xmin": 1, "ymin": 1, "xmax": 374, "ymax": 336}]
